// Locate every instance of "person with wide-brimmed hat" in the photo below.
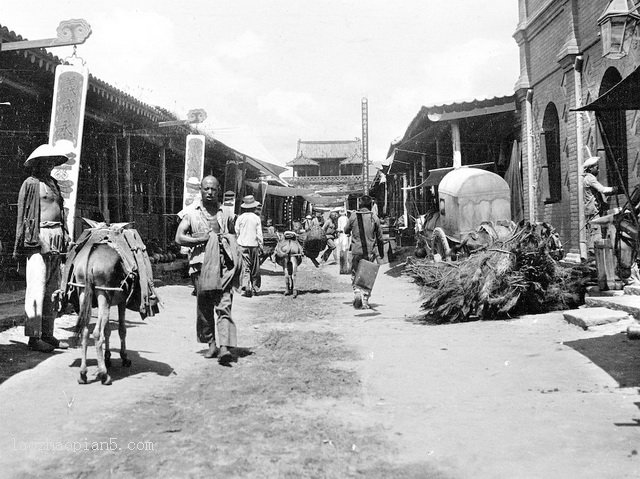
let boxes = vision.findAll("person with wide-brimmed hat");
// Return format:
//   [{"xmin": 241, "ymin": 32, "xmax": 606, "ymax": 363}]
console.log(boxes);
[
  {"xmin": 583, "ymin": 155, "xmax": 618, "ymax": 255},
  {"xmin": 235, "ymin": 194, "xmax": 263, "ymax": 297},
  {"xmin": 13, "ymin": 140, "xmax": 74, "ymax": 352}
]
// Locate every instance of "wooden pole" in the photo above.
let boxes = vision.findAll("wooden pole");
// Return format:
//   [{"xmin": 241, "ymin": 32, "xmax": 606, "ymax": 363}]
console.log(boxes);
[
  {"xmin": 421, "ymin": 154, "xmax": 428, "ymax": 211},
  {"xmin": 124, "ymin": 134, "xmax": 133, "ymax": 223},
  {"xmin": 160, "ymin": 146, "xmax": 167, "ymax": 250}
]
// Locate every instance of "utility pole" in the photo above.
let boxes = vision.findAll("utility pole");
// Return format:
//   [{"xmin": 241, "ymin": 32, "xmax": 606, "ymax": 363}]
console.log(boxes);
[{"xmin": 361, "ymin": 97, "xmax": 369, "ymax": 194}]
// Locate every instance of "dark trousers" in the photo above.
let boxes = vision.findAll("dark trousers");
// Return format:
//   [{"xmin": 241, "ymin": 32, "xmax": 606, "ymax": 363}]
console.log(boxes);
[
  {"xmin": 192, "ymin": 272, "xmax": 236, "ymax": 347},
  {"xmin": 239, "ymin": 245, "xmax": 261, "ymax": 292},
  {"xmin": 321, "ymin": 237, "xmax": 336, "ymax": 261}
]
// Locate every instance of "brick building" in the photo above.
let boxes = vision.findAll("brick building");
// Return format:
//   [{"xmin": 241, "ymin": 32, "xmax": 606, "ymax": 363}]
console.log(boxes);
[{"xmin": 514, "ymin": 0, "xmax": 640, "ymax": 258}]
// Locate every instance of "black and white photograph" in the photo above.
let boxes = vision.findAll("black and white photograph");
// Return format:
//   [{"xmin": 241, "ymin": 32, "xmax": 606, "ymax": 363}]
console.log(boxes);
[{"xmin": 1, "ymin": 1, "xmax": 640, "ymax": 478}]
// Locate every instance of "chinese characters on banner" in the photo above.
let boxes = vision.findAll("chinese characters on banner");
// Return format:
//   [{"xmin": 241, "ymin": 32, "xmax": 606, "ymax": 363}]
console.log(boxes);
[
  {"xmin": 49, "ymin": 63, "xmax": 89, "ymax": 239},
  {"xmin": 182, "ymin": 134, "xmax": 206, "ymax": 211}
]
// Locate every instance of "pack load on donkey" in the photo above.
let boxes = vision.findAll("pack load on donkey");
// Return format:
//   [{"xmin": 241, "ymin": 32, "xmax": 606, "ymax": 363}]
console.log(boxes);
[
  {"xmin": 60, "ymin": 220, "xmax": 160, "ymax": 385},
  {"xmin": 274, "ymin": 231, "xmax": 304, "ymax": 297},
  {"xmin": 60, "ymin": 220, "xmax": 159, "ymax": 317}
]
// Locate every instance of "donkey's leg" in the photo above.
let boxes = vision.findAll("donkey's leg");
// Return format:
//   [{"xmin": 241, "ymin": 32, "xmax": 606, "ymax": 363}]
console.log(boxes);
[
  {"xmin": 78, "ymin": 290, "xmax": 89, "ymax": 384},
  {"xmin": 291, "ymin": 259, "xmax": 298, "ymax": 298},
  {"xmin": 104, "ymin": 313, "xmax": 111, "ymax": 370},
  {"xmin": 117, "ymin": 302, "xmax": 131, "ymax": 367},
  {"xmin": 93, "ymin": 292, "xmax": 112, "ymax": 385},
  {"xmin": 284, "ymin": 260, "xmax": 292, "ymax": 295}
]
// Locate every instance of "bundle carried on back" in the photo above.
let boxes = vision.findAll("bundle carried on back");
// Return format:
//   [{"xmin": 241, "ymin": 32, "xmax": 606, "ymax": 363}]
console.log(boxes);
[
  {"xmin": 299, "ymin": 225, "xmax": 327, "ymax": 267},
  {"xmin": 404, "ymin": 222, "xmax": 588, "ymax": 323}
]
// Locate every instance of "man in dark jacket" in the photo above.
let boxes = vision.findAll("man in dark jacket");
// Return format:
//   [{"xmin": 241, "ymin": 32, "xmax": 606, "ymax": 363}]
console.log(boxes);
[
  {"xmin": 344, "ymin": 195, "xmax": 384, "ymax": 309},
  {"xmin": 13, "ymin": 142, "xmax": 73, "ymax": 352}
]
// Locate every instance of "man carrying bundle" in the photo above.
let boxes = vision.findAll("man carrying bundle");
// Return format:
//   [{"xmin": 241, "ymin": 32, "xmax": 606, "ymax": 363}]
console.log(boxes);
[
  {"xmin": 344, "ymin": 195, "xmax": 384, "ymax": 309},
  {"xmin": 175, "ymin": 175, "xmax": 238, "ymax": 364}
]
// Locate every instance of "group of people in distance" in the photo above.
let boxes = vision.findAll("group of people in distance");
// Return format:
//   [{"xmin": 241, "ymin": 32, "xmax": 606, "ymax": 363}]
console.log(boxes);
[
  {"xmin": 14, "ymin": 144, "xmax": 385, "ymax": 366},
  {"xmin": 174, "ymin": 176, "xmax": 385, "ymax": 363}
]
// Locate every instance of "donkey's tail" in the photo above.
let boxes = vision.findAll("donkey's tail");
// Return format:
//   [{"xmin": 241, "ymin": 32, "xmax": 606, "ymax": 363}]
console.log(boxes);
[{"xmin": 75, "ymin": 245, "xmax": 96, "ymax": 336}]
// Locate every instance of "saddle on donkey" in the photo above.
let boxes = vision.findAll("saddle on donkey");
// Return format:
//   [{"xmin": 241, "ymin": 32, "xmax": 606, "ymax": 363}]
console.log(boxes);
[
  {"xmin": 274, "ymin": 231, "xmax": 303, "ymax": 268},
  {"xmin": 60, "ymin": 221, "xmax": 160, "ymax": 319}
]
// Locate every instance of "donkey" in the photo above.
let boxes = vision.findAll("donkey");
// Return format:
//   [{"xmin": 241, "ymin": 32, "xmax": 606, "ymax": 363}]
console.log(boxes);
[
  {"xmin": 274, "ymin": 231, "xmax": 303, "ymax": 297},
  {"xmin": 72, "ymin": 240, "xmax": 132, "ymax": 385}
]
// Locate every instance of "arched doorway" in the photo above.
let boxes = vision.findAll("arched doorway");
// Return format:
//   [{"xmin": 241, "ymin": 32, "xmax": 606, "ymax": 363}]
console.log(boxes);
[
  {"xmin": 597, "ymin": 67, "xmax": 628, "ymax": 191},
  {"xmin": 542, "ymin": 103, "xmax": 562, "ymax": 203}
]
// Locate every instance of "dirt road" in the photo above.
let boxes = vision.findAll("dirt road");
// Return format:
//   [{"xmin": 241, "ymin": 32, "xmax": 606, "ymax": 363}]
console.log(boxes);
[{"xmin": 0, "ymin": 257, "xmax": 639, "ymax": 478}]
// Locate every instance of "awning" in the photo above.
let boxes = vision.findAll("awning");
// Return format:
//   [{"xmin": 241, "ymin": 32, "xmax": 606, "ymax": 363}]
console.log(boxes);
[
  {"xmin": 422, "ymin": 163, "xmax": 495, "ymax": 187},
  {"xmin": 423, "ymin": 167, "xmax": 454, "ymax": 187},
  {"xmin": 575, "ymin": 64, "xmax": 640, "ymax": 111},
  {"xmin": 245, "ymin": 180, "xmax": 314, "ymax": 197}
]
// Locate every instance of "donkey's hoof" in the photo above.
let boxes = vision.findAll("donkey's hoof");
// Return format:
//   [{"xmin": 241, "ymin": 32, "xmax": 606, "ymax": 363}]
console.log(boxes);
[
  {"xmin": 97, "ymin": 372, "xmax": 112, "ymax": 385},
  {"xmin": 78, "ymin": 371, "xmax": 88, "ymax": 384},
  {"xmin": 104, "ymin": 357, "xmax": 112, "ymax": 369},
  {"xmin": 292, "ymin": 290, "xmax": 298, "ymax": 298},
  {"xmin": 122, "ymin": 358, "xmax": 132, "ymax": 368}
]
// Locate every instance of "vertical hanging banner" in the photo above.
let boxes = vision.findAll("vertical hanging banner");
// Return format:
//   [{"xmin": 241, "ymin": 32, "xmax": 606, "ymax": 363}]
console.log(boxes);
[
  {"xmin": 49, "ymin": 62, "xmax": 89, "ymax": 239},
  {"xmin": 182, "ymin": 134, "xmax": 206, "ymax": 211}
]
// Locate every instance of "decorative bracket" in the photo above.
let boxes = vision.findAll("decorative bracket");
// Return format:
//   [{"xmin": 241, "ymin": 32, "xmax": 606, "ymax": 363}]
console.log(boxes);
[{"xmin": 0, "ymin": 19, "xmax": 91, "ymax": 52}]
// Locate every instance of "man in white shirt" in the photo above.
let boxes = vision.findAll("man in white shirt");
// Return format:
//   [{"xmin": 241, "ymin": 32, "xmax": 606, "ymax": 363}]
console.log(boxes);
[{"xmin": 235, "ymin": 195, "xmax": 264, "ymax": 297}]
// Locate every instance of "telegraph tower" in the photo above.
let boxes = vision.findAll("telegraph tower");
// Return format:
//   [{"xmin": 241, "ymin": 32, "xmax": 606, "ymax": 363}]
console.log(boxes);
[{"xmin": 361, "ymin": 97, "xmax": 369, "ymax": 194}]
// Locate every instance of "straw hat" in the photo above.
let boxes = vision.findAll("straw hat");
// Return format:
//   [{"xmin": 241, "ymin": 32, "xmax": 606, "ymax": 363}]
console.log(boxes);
[
  {"xmin": 24, "ymin": 140, "xmax": 74, "ymax": 167},
  {"xmin": 583, "ymin": 156, "xmax": 600, "ymax": 170},
  {"xmin": 240, "ymin": 194, "xmax": 260, "ymax": 209}
]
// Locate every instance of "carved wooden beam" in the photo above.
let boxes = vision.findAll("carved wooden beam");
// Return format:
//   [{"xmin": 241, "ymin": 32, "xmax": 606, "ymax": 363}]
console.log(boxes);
[{"xmin": 0, "ymin": 19, "xmax": 91, "ymax": 52}]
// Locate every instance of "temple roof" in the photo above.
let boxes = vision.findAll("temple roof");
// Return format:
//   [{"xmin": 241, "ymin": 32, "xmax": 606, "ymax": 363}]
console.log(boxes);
[{"xmin": 288, "ymin": 139, "xmax": 362, "ymax": 166}]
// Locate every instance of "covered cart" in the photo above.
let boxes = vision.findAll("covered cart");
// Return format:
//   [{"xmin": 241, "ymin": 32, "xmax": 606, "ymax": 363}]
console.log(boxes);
[{"xmin": 421, "ymin": 167, "xmax": 515, "ymax": 260}]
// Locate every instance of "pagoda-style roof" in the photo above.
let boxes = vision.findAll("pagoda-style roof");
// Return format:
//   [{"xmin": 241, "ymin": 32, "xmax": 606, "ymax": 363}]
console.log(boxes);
[
  {"xmin": 288, "ymin": 139, "xmax": 362, "ymax": 166},
  {"xmin": 288, "ymin": 156, "xmax": 319, "ymax": 166}
]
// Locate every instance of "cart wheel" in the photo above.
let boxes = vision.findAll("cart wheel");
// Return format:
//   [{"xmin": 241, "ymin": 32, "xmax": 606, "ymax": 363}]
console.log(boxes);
[{"xmin": 432, "ymin": 227, "xmax": 451, "ymax": 261}]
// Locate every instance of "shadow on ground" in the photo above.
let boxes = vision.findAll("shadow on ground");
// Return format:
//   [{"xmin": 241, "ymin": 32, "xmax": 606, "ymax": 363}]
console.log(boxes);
[
  {"xmin": 564, "ymin": 332, "xmax": 640, "ymax": 388},
  {"xmin": 0, "ymin": 341, "xmax": 63, "ymax": 384},
  {"xmin": 68, "ymin": 348, "xmax": 174, "ymax": 383}
]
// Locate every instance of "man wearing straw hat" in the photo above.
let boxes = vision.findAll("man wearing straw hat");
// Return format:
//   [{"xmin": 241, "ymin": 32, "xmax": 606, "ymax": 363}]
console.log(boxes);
[
  {"xmin": 235, "ymin": 194, "xmax": 264, "ymax": 297},
  {"xmin": 13, "ymin": 141, "xmax": 74, "ymax": 352},
  {"xmin": 583, "ymin": 155, "xmax": 618, "ymax": 254}
]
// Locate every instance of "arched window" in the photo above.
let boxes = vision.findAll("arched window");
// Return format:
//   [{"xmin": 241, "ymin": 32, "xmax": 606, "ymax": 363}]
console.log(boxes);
[
  {"xmin": 541, "ymin": 103, "xmax": 562, "ymax": 203},
  {"xmin": 597, "ymin": 67, "xmax": 628, "ymax": 191}
]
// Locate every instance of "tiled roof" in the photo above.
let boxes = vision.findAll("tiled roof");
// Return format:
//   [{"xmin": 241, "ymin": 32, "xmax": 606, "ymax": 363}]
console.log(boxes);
[
  {"xmin": 0, "ymin": 25, "xmax": 172, "ymax": 122},
  {"xmin": 289, "ymin": 139, "xmax": 362, "ymax": 166}
]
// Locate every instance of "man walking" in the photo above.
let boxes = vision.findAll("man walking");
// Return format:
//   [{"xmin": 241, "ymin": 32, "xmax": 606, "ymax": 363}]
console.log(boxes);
[
  {"xmin": 344, "ymin": 195, "xmax": 384, "ymax": 309},
  {"xmin": 321, "ymin": 210, "xmax": 338, "ymax": 263},
  {"xmin": 175, "ymin": 175, "xmax": 238, "ymax": 364},
  {"xmin": 235, "ymin": 195, "xmax": 264, "ymax": 297},
  {"xmin": 13, "ymin": 141, "xmax": 73, "ymax": 352}
]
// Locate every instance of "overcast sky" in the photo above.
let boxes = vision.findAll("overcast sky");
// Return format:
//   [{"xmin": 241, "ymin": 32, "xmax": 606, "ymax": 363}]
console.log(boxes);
[{"xmin": 2, "ymin": 1, "xmax": 520, "ymax": 169}]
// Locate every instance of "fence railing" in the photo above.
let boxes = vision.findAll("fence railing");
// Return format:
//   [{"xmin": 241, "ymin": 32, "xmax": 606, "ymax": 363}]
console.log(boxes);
[{"xmin": 283, "ymin": 175, "xmax": 362, "ymax": 185}]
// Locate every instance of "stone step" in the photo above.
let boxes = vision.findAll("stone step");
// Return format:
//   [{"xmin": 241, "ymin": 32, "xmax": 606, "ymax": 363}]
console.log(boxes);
[
  {"xmin": 584, "ymin": 295, "xmax": 640, "ymax": 321},
  {"xmin": 562, "ymin": 306, "xmax": 630, "ymax": 330}
]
